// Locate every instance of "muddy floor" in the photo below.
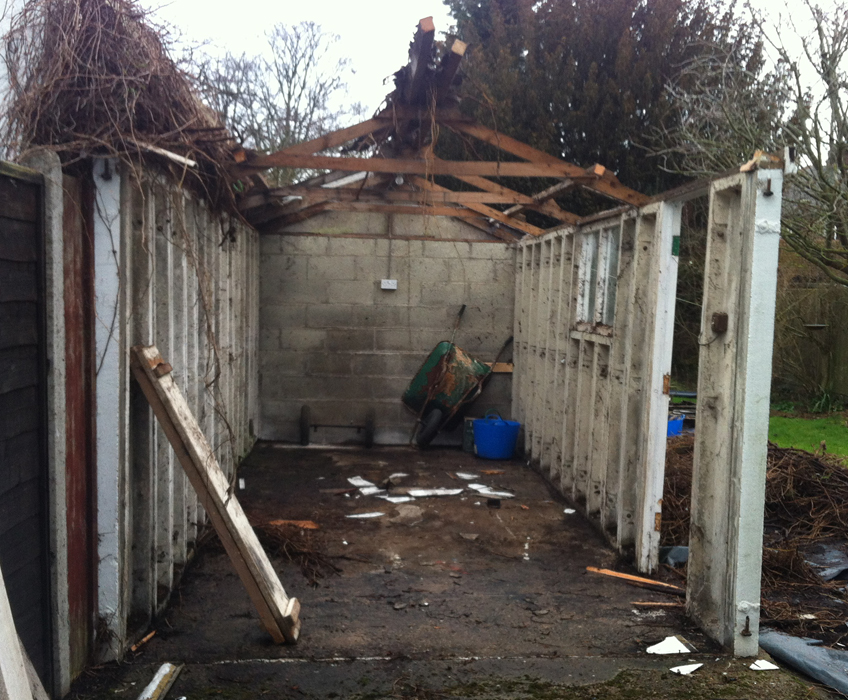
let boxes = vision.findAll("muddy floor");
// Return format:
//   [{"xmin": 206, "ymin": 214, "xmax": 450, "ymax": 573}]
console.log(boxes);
[{"xmin": 68, "ymin": 445, "xmax": 835, "ymax": 699}]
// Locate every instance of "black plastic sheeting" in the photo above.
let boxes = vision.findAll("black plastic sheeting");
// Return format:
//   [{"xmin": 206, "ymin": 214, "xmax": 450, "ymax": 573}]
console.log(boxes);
[{"xmin": 759, "ymin": 629, "xmax": 848, "ymax": 695}]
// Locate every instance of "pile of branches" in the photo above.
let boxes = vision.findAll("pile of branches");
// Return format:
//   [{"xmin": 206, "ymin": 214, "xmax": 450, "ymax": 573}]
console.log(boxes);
[
  {"xmin": 662, "ymin": 435, "xmax": 848, "ymax": 642},
  {"xmin": 2, "ymin": 0, "xmax": 240, "ymax": 214}
]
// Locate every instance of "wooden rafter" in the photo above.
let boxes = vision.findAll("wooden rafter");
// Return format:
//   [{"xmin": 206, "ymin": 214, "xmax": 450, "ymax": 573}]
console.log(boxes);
[
  {"xmin": 411, "ymin": 176, "xmax": 544, "ymax": 236},
  {"xmin": 444, "ymin": 121, "xmax": 650, "ymax": 208},
  {"xmin": 236, "ymin": 153, "xmax": 589, "ymax": 179}
]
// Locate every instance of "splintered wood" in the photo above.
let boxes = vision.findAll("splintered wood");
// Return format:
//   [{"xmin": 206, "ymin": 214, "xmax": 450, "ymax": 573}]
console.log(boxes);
[{"xmin": 130, "ymin": 345, "xmax": 300, "ymax": 643}]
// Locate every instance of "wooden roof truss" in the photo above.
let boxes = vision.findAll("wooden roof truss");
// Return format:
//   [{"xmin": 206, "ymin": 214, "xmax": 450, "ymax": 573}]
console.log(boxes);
[{"xmin": 233, "ymin": 18, "xmax": 649, "ymax": 239}]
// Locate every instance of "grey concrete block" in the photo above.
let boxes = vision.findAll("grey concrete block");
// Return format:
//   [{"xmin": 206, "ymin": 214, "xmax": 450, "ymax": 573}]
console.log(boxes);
[
  {"xmin": 260, "ymin": 303, "xmax": 306, "ymax": 329},
  {"xmin": 470, "ymin": 241, "xmax": 515, "ymax": 259},
  {"xmin": 415, "ymin": 282, "xmax": 469, "ymax": 308},
  {"xmin": 307, "ymin": 352, "xmax": 353, "ymax": 375},
  {"xmin": 278, "ymin": 329, "xmax": 326, "ymax": 351},
  {"xmin": 328, "ymin": 236, "xmax": 377, "ymax": 257},
  {"xmin": 407, "ymin": 306, "xmax": 455, "ymax": 330},
  {"xmin": 368, "ymin": 376, "xmax": 408, "ymax": 400},
  {"xmin": 327, "ymin": 279, "xmax": 375, "ymax": 305},
  {"xmin": 350, "ymin": 352, "xmax": 424, "ymax": 378},
  {"xmin": 325, "ymin": 328, "xmax": 374, "ymax": 352},
  {"xmin": 259, "ymin": 328, "xmax": 281, "ymax": 350},
  {"xmin": 355, "ymin": 255, "xmax": 410, "ymax": 282},
  {"xmin": 262, "ymin": 374, "xmax": 373, "ymax": 401},
  {"xmin": 455, "ymin": 259, "xmax": 496, "ymax": 284},
  {"xmin": 308, "ymin": 255, "xmax": 356, "ymax": 282},
  {"xmin": 376, "ymin": 328, "xmax": 445, "ymax": 353},
  {"xmin": 375, "ymin": 239, "xmax": 410, "ymax": 257},
  {"xmin": 261, "ymin": 254, "xmax": 308, "ymax": 284},
  {"xmin": 259, "ymin": 350, "xmax": 310, "ymax": 376},
  {"xmin": 279, "ymin": 235, "xmax": 330, "ymax": 256},
  {"xmin": 424, "ymin": 239, "xmax": 473, "ymax": 259}
]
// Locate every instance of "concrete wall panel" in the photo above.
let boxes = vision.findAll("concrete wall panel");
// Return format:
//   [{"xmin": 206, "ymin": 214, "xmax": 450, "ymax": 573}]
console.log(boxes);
[{"xmin": 259, "ymin": 216, "xmax": 515, "ymax": 444}]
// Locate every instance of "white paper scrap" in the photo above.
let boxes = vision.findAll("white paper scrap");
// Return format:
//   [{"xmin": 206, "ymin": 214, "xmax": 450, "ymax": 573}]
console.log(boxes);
[
  {"xmin": 670, "ymin": 663, "xmax": 702, "ymax": 676},
  {"xmin": 407, "ymin": 488, "xmax": 464, "ymax": 497},
  {"xmin": 563, "ymin": 508, "xmax": 576, "ymax": 514},
  {"xmin": 750, "ymin": 659, "xmax": 779, "ymax": 671},
  {"xmin": 389, "ymin": 473, "xmax": 409, "ymax": 480},
  {"xmin": 455, "ymin": 472, "xmax": 477, "ymax": 480},
  {"xmin": 348, "ymin": 476, "xmax": 374, "ymax": 487},
  {"xmin": 346, "ymin": 512, "xmax": 385, "ymax": 519},
  {"xmin": 476, "ymin": 488, "xmax": 515, "ymax": 498},
  {"xmin": 646, "ymin": 636, "xmax": 693, "ymax": 654},
  {"xmin": 359, "ymin": 486, "xmax": 386, "ymax": 496},
  {"xmin": 468, "ymin": 484, "xmax": 488, "ymax": 491},
  {"xmin": 378, "ymin": 495, "xmax": 415, "ymax": 504}
]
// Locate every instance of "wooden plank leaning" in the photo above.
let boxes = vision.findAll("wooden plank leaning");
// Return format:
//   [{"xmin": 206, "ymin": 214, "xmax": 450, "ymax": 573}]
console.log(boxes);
[{"xmin": 129, "ymin": 345, "xmax": 301, "ymax": 644}]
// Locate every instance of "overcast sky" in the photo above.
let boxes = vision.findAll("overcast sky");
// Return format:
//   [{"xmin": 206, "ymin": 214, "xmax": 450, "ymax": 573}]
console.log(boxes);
[
  {"xmin": 148, "ymin": 0, "xmax": 454, "ymax": 114},
  {"xmin": 143, "ymin": 0, "xmax": 831, "ymax": 117}
]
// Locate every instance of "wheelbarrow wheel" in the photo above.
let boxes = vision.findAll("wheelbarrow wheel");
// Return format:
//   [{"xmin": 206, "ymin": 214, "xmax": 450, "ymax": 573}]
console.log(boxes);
[
  {"xmin": 417, "ymin": 408, "xmax": 444, "ymax": 447},
  {"xmin": 364, "ymin": 408, "xmax": 376, "ymax": 448},
  {"xmin": 299, "ymin": 405, "xmax": 311, "ymax": 446}
]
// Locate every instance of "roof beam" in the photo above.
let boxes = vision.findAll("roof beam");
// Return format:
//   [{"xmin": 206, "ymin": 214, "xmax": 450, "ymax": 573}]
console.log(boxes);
[
  {"xmin": 239, "ymin": 184, "xmax": 551, "ymax": 212},
  {"xmin": 444, "ymin": 121, "xmax": 649, "ymax": 207},
  {"xmin": 503, "ymin": 178, "xmax": 580, "ymax": 217},
  {"xmin": 435, "ymin": 39, "xmax": 467, "ymax": 100},
  {"xmin": 411, "ymin": 176, "xmax": 545, "ymax": 236},
  {"xmin": 450, "ymin": 173, "xmax": 580, "ymax": 225},
  {"xmin": 235, "ymin": 154, "xmax": 583, "ymax": 178}
]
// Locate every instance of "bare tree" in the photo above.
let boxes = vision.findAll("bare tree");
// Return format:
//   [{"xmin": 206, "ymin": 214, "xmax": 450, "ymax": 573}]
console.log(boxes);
[
  {"xmin": 652, "ymin": 1, "xmax": 848, "ymax": 287},
  {"xmin": 193, "ymin": 21, "xmax": 364, "ymax": 185}
]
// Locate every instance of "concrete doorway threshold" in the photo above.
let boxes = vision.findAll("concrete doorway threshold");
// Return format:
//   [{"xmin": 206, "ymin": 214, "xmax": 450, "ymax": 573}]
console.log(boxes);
[{"xmin": 70, "ymin": 445, "xmax": 834, "ymax": 699}]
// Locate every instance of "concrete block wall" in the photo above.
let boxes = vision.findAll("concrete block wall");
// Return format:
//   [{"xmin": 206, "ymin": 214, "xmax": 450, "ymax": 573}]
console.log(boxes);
[{"xmin": 259, "ymin": 211, "xmax": 516, "ymax": 444}]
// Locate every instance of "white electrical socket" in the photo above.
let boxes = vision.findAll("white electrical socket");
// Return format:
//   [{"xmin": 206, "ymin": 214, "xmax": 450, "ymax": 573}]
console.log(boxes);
[{"xmin": 380, "ymin": 279, "xmax": 398, "ymax": 290}]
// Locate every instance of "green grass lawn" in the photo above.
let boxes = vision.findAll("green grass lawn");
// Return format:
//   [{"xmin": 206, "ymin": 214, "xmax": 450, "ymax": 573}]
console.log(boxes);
[{"xmin": 769, "ymin": 412, "xmax": 848, "ymax": 457}]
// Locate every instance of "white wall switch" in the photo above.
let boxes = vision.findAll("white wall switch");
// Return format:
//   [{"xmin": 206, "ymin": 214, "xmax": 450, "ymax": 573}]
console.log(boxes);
[{"xmin": 381, "ymin": 279, "xmax": 398, "ymax": 290}]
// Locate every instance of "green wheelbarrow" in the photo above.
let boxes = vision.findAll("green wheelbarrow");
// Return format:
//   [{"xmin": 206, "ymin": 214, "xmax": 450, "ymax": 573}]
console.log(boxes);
[{"xmin": 402, "ymin": 306, "xmax": 513, "ymax": 447}]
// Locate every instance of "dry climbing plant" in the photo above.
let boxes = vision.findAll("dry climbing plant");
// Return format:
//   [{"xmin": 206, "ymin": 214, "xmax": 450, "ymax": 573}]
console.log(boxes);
[{"xmin": 2, "ymin": 0, "xmax": 242, "ymax": 215}]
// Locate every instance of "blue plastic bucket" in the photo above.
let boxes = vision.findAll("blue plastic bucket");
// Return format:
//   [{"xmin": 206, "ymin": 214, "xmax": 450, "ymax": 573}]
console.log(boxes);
[
  {"xmin": 667, "ymin": 415, "xmax": 684, "ymax": 437},
  {"xmin": 473, "ymin": 412, "xmax": 520, "ymax": 460}
]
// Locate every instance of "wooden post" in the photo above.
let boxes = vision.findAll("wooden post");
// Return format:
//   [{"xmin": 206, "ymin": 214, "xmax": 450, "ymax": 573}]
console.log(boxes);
[
  {"xmin": 130, "ymin": 345, "xmax": 300, "ymax": 644},
  {"xmin": 687, "ymin": 169, "xmax": 782, "ymax": 656}
]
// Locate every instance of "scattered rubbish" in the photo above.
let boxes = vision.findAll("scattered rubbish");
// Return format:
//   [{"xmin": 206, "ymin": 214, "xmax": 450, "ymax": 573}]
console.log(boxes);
[
  {"xmin": 532, "ymin": 609, "xmax": 550, "ymax": 616},
  {"xmin": 759, "ymin": 629, "xmax": 848, "ymax": 694},
  {"xmin": 520, "ymin": 505, "xmax": 530, "ymax": 510},
  {"xmin": 586, "ymin": 567, "xmax": 685, "ymax": 597},
  {"xmin": 446, "ymin": 472, "xmax": 458, "ymax": 480},
  {"xmin": 456, "ymin": 472, "xmax": 477, "ymax": 480},
  {"xmin": 480, "ymin": 469, "xmax": 505, "ymax": 475},
  {"xmin": 563, "ymin": 508, "xmax": 576, "ymax": 515},
  {"xmin": 487, "ymin": 498, "xmax": 501, "ymax": 509},
  {"xmin": 268, "ymin": 520, "xmax": 319, "ymax": 530},
  {"xmin": 419, "ymin": 600, "xmax": 429, "ymax": 607},
  {"xmin": 359, "ymin": 486, "xmax": 387, "ymax": 497},
  {"xmin": 407, "ymin": 488, "xmax": 464, "ymax": 497},
  {"xmin": 631, "ymin": 601, "xmax": 684, "ymax": 608},
  {"xmin": 450, "ymin": 572, "xmax": 462, "ymax": 578},
  {"xmin": 659, "ymin": 545, "xmax": 689, "ymax": 567},
  {"xmin": 460, "ymin": 533, "xmax": 479, "ymax": 541},
  {"xmin": 378, "ymin": 495, "xmax": 415, "ymax": 504},
  {"xmin": 474, "ymin": 501, "xmax": 481, "ymax": 506},
  {"xmin": 467, "ymin": 483, "xmax": 515, "ymax": 498},
  {"xmin": 646, "ymin": 635, "xmax": 697, "ymax": 654},
  {"xmin": 130, "ymin": 630, "xmax": 156, "ymax": 652},
  {"xmin": 802, "ymin": 542, "xmax": 848, "ymax": 581},
  {"xmin": 342, "ymin": 541, "xmax": 348, "ymax": 546},
  {"xmin": 136, "ymin": 663, "xmax": 183, "ymax": 700},
  {"xmin": 348, "ymin": 476, "xmax": 374, "ymax": 488},
  {"xmin": 523, "ymin": 540, "xmax": 530, "ymax": 561},
  {"xmin": 670, "ymin": 663, "xmax": 703, "ymax": 675},
  {"xmin": 346, "ymin": 512, "xmax": 385, "ymax": 519},
  {"xmin": 393, "ymin": 602, "xmax": 407, "ymax": 610},
  {"xmin": 238, "ymin": 478, "xmax": 245, "ymax": 490},
  {"xmin": 750, "ymin": 659, "xmax": 779, "ymax": 671},
  {"xmin": 389, "ymin": 473, "xmax": 408, "ymax": 480},
  {"xmin": 799, "ymin": 614, "xmax": 817, "ymax": 620}
]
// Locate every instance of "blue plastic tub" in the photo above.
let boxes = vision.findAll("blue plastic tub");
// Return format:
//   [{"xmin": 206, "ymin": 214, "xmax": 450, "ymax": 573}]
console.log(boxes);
[
  {"xmin": 473, "ymin": 412, "xmax": 520, "ymax": 459},
  {"xmin": 667, "ymin": 415, "xmax": 684, "ymax": 437}
]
